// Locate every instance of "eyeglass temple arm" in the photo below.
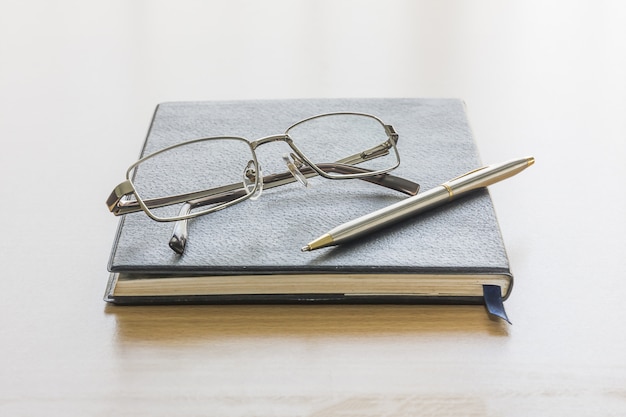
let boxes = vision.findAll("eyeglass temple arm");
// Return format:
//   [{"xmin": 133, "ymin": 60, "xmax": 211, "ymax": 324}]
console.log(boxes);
[
  {"xmin": 174, "ymin": 164, "xmax": 419, "ymax": 214},
  {"xmin": 184, "ymin": 164, "xmax": 420, "ymax": 206},
  {"xmin": 107, "ymin": 161, "xmax": 418, "ymax": 216},
  {"xmin": 167, "ymin": 164, "xmax": 419, "ymax": 254},
  {"xmin": 310, "ymin": 163, "xmax": 417, "ymax": 194}
]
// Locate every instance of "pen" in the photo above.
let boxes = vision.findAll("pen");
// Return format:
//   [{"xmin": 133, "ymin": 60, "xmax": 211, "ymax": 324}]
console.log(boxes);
[{"xmin": 301, "ymin": 156, "xmax": 535, "ymax": 251}]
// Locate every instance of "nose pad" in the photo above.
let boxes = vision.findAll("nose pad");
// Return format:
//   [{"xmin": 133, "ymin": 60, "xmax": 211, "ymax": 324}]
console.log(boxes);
[
  {"xmin": 283, "ymin": 153, "xmax": 309, "ymax": 187},
  {"xmin": 242, "ymin": 160, "xmax": 263, "ymax": 200}
]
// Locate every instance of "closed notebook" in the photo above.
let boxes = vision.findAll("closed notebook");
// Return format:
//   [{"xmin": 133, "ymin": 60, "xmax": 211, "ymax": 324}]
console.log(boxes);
[{"xmin": 104, "ymin": 98, "xmax": 513, "ymax": 319}]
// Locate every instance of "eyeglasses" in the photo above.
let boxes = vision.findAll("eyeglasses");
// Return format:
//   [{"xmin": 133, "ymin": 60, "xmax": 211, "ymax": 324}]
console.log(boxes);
[{"xmin": 106, "ymin": 112, "xmax": 420, "ymax": 253}]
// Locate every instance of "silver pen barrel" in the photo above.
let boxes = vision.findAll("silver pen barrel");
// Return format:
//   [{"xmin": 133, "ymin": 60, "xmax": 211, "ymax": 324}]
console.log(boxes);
[
  {"xmin": 330, "ymin": 185, "xmax": 451, "ymax": 244},
  {"xmin": 302, "ymin": 156, "xmax": 534, "ymax": 251}
]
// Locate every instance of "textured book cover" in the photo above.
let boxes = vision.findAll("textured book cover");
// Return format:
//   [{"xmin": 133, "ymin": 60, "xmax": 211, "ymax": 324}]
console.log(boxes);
[{"xmin": 104, "ymin": 98, "xmax": 512, "ymax": 314}]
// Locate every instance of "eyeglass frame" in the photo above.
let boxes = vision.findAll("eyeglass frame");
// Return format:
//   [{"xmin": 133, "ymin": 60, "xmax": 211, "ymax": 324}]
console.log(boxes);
[{"xmin": 106, "ymin": 112, "xmax": 411, "ymax": 223}]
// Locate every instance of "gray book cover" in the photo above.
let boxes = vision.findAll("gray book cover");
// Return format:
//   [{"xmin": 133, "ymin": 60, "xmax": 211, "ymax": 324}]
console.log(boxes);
[{"xmin": 105, "ymin": 98, "xmax": 512, "ymax": 308}]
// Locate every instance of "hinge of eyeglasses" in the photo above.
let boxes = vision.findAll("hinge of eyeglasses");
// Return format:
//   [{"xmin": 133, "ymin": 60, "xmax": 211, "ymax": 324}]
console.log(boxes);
[
  {"xmin": 384, "ymin": 124, "xmax": 399, "ymax": 145},
  {"xmin": 106, "ymin": 180, "xmax": 134, "ymax": 213},
  {"xmin": 359, "ymin": 140, "xmax": 394, "ymax": 160}
]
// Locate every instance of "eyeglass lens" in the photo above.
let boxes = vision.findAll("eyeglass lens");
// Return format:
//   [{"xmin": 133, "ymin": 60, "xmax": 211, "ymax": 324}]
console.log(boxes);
[{"xmin": 129, "ymin": 114, "xmax": 397, "ymax": 220}]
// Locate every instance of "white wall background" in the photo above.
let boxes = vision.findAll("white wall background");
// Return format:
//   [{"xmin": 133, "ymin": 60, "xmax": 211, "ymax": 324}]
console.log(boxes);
[{"xmin": 2, "ymin": 1, "xmax": 624, "ymax": 154}]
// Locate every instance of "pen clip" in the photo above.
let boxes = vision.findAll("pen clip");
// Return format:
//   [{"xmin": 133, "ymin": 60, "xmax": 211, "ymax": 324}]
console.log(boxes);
[{"xmin": 447, "ymin": 165, "xmax": 488, "ymax": 182}]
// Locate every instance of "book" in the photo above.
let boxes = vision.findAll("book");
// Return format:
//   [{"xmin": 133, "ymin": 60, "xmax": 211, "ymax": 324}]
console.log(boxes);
[{"xmin": 104, "ymin": 98, "xmax": 513, "ymax": 321}]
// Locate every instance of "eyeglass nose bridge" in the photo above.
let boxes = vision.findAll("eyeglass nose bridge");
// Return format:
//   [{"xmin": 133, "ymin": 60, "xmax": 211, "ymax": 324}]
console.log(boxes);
[
  {"xmin": 250, "ymin": 134, "xmax": 292, "ymax": 149},
  {"xmin": 250, "ymin": 134, "xmax": 313, "ymax": 188}
]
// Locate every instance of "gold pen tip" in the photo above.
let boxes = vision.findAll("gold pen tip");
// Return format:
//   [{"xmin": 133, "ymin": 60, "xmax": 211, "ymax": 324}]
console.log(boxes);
[
  {"xmin": 527, "ymin": 156, "xmax": 535, "ymax": 166},
  {"xmin": 301, "ymin": 233, "xmax": 334, "ymax": 252}
]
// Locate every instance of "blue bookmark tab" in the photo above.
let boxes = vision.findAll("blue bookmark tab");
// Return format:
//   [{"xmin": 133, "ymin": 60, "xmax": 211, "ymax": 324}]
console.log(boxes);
[{"xmin": 483, "ymin": 285, "xmax": 511, "ymax": 324}]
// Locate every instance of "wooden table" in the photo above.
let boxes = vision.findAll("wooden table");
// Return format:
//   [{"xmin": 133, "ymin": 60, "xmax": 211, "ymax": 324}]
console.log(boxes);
[{"xmin": 1, "ymin": 1, "xmax": 625, "ymax": 415}]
